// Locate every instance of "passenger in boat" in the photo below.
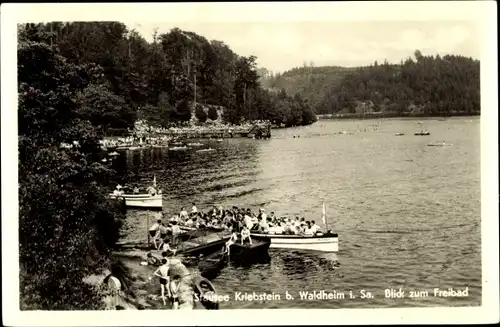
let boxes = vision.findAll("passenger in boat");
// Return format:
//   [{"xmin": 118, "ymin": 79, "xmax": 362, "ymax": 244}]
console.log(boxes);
[
  {"xmin": 244, "ymin": 212, "xmax": 253, "ymax": 230},
  {"xmin": 133, "ymin": 185, "xmax": 140, "ymax": 194},
  {"xmin": 153, "ymin": 259, "xmax": 171, "ymax": 306},
  {"xmin": 210, "ymin": 205, "xmax": 218, "ymax": 217},
  {"xmin": 269, "ymin": 212, "xmax": 277, "ymax": 224},
  {"xmin": 179, "ymin": 207, "xmax": 189, "ymax": 221},
  {"xmin": 185, "ymin": 217, "xmax": 194, "ymax": 227},
  {"xmin": 113, "ymin": 185, "xmax": 124, "ymax": 197},
  {"xmin": 218, "ymin": 205, "xmax": 225, "ymax": 218},
  {"xmin": 225, "ymin": 232, "xmax": 238, "ymax": 255},
  {"xmin": 310, "ymin": 220, "xmax": 321, "ymax": 234},
  {"xmin": 304, "ymin": 222, "xmax": 314, "ymax": 236},
  {"xmin": 261, "ymin": 208, "xmax": 268, "ymax": 221},
  {"xmin": 283, "ymin": 219, "xmax": 293, "ymax": 234},
  {"xmin": 293, "ymin": 217, "xmax": 301, "ymax": 230},
  {"xmin": 147, "ymin": 185, "xmax": 157, "ymax": 195},
  {"xmin": 258, "ymin": 217, "xmax": 269, "ymax": 233},
  {"xmin": 191, "ymin": 203, "xmax": 198, "ymax": 214},
  {"xmin": 300, "ymin": 221, "xmax": 308, "ymax": 233},
  {"xmin": 268, "ymin": 222, "xmax": 284, "ymax": 234},
  {"xmin": 240, "ymin": 226, "xmax": 252, "ymax": 245}
]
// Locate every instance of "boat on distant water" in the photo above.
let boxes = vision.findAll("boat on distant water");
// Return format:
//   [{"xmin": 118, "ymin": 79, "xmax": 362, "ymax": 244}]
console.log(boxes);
[
  {"xmin": 415, "ymin": 122, "xmax": 430, "ymax": 135},
  {"xmin": 169, "ymin": 146, "xmax": 188, "ymax": 151},
  {"xmin": 187, "ymin": 142, "xmax": 204, "ymax": 147},
  {"xmin": 395, "ymin": 133, "xmax": 405, "ymax": 136},
  {"xmin": 196, "ymin": 148, "xmax": 215, "ymax": 153},
  {"xmin": 427, "ymin": 142, "xmax": 452, "ymax": 147}
]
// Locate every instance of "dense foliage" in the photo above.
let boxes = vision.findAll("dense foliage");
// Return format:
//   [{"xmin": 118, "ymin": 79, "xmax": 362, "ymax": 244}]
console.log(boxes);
[
  {"xmin": 20, "ymin": 22, "xmax": 317, "ymax": 129},
  {"xmin": 18, "ymin": 31, "xmax": 123, "ymax": 310},
  {"xmin": 265, "ymin": 51, "xmax": 480, "ymax": 116}
]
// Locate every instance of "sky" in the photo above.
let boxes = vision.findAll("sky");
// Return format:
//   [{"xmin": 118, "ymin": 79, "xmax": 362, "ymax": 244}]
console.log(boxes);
[
  {"xmin": 127, "ymin": 21, "xmax": 480, "ymax": 73},
  {"xmin": 5, "ymin": 2, "xmax": 488, "ymax": 74}
]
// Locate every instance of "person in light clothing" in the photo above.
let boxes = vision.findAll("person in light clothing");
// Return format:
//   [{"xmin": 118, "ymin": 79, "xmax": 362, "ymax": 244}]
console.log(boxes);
[
  {"xmin": 191, "ymin": 203, "xmax": 198, "ymax": 214},
  {"xmin": 179, "ymin": 207, "xmax": 189, "ymax": 220},
  {"xmin": 310, "ymin": 220, "xmax": 321, "ymax": 234},
  {"xmin": 268, "ymin": 222, "xmax": 284, "ymax": 234},
  {"xmin": 113, "ymin": 185, "xmax": 123, "ymax": 196},
  {"xmin": 170, "ymin": 221, "xmax": 182, "ymax": 246},
  {"xmin": 225, "ymin": 232, "xmax": 238, "ymax": 255},
  {"xmin": 240, "ymin": 226, "xmax": 252, "ymax": 245}
]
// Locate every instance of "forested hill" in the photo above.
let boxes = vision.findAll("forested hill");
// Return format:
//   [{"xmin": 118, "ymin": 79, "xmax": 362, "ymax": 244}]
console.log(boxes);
[
  {"xmin": 263, "ymin": 51, "xmax": 480, "ymax": 116},
  {"xmin": 18, "ymin": 22, "xmax": 316, "ymax": 131}
]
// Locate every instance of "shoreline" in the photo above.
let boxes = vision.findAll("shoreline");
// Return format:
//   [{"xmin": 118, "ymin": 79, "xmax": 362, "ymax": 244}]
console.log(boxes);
[{"xmin": 316, "ymin": 112, "xmax": 480, "ymax": 121}]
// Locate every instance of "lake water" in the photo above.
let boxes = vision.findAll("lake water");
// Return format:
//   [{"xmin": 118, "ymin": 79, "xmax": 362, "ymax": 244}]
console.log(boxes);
[{"xmin": 111, "ymin": 117, "xmax": 481, "ymax": 308}]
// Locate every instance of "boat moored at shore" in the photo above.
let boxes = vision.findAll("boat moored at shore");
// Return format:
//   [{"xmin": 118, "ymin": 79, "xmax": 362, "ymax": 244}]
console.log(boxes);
[
  {"xmin": 109, "ymin": 193, "xmax": 163, "ymax": 210},
  {"xmin": 250, "ymin": 232, "xmax": 339, "ymax": 252}
]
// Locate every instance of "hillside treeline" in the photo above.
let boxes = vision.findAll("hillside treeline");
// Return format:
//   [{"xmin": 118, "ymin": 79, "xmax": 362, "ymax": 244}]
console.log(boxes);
[
  {"xmin": 265, "ymin": 51, "xmax": 480, "ymax": 116},
  {"xmin": 19, "ymin": 22, "xmax": 317, "ymax": 130}
]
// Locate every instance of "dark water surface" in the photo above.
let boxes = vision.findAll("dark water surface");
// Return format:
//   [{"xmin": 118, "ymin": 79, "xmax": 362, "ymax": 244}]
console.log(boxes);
[{"xmin": 112, "ymin": 117, "xmax": 481, "ymax": 308}]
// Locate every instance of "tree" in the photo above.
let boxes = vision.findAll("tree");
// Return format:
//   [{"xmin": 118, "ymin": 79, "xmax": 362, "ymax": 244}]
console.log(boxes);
[
  {"xmin": 195, "ymin": 104, "xmax": 207, "ymax": 123},
  {"xmin": 18, "ymin": 39, "xmax": 123, "ymax": 310},
  {"xmin": 175, "ymin": 99, "xmax": 192, "ymax": 122},
  {"xmin": 207, "ymin": 106, "xmax": 218, "ymax": 120}
]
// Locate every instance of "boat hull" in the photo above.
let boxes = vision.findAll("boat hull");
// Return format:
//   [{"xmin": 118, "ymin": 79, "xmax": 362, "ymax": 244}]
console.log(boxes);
[
  {"xmin": 109, "ymin": 194, "xmax": 163, "ymax": 209},
  {"xmin": 250, "ymin": 233, "xmax": 339, "ymax": 252}
]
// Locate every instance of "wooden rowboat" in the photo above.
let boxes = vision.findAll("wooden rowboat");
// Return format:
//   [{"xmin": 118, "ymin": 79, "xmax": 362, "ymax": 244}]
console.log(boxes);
[{"xmin": 198, "ymin": 248, "xmax": 227, "ymax": 280}]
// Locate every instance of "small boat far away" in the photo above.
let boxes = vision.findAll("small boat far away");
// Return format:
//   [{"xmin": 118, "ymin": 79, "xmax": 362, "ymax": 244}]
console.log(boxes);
[
  {"xmin": 415, "ymin": 121, "xmax": 430, "ymax": 136},
  {"xmin": 196, "ymin": 148, "xmax": 216, "ymax": 153},
  {"xmin": 427, "ymin": 141, "xmax": 452, "ymax": 147},
  {"xmin": 395, "ymin": 133, "xmax": 405, "ymax": 136}
]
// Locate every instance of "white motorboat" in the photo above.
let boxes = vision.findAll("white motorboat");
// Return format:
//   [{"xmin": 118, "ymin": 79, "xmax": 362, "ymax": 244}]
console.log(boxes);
[
  {"xmin": 252, "ymin": 200, "xmax": 339, "ymax": 252},
  {"xmin": 109, "ymin": 193, "xmax": 162, "ymax": 209},
  {"xmin": 109, "ymin": 176, "xmax": 162, "ymax": 209},
  {"xmin": 250, "ymin": 231, "xmax": 338, "ymax": 252}
]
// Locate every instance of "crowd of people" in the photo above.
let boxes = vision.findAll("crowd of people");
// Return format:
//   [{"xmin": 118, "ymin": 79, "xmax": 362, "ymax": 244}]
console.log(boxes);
[
  {"xmin": 148, "ymin": 203, "xmax": 323, "ymax": 250},
  {"xmin": 145, "ymin": 203, "xmax": 323, "ymax": 307}
]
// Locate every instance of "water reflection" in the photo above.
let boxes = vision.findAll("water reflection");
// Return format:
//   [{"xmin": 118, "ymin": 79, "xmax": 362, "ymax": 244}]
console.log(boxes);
[{"xmin": 113, "ymin": 118, "xmax": 481, "ymax": 308}]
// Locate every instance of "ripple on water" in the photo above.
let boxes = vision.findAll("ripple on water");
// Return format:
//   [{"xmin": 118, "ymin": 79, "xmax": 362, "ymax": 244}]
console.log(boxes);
[{"xmin": 113, "ymin": 118, "xmax": 481, "ymax": 308}]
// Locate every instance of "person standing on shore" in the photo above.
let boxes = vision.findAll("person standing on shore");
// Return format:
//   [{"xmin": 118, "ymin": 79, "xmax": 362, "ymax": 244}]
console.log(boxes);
[
  {"xmin": 170, "ymin": 221, "xmax": 181, "ymax": 246},
  {"xmin": 153, "ymin": 259, "xmax": 171, "ymax": 306},
  {"xmin": 157, "ymin": 223, "xmax": 168, "ymax": 250},
  {"xmin": 149, "ymin": 220, "xmax": 161, "ymax": 247}
]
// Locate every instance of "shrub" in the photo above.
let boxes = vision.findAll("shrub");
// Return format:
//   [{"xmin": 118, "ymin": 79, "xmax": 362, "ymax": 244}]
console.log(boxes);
[{"xmin": 207, "ymin": 106, "xmax": 218, "ymax": 120}]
